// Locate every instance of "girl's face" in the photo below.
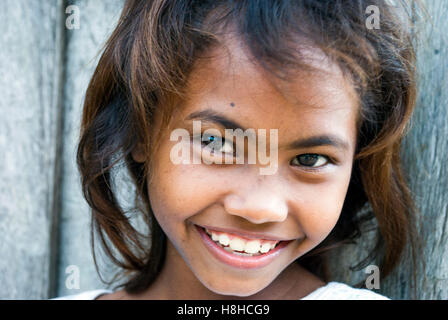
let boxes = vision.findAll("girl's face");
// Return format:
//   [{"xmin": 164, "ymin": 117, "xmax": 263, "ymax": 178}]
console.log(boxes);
[{"xmin": 138, "ymin": 37, "xmax": 359, "ymax": 298}]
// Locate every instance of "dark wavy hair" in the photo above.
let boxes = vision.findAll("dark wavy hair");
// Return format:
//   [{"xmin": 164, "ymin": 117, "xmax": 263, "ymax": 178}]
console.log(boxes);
[{"xmin": 77, "ymin": 0, "xmax": 424, "ymax": 297}]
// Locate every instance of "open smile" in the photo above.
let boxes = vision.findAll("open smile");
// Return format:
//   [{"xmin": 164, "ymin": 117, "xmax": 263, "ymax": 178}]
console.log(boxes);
[{"xmin": 195, "ymin": 225, "xmax": 293, "ymax": 270}]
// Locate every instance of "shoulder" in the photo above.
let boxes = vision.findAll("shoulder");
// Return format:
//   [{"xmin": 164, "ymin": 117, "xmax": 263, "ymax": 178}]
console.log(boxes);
[
  {"xmin": 301, "ymin": 282, "xmax": 390, "ymax": 300},
  {"xmin": 51, "ymin": 289, "xmax": 113, "ymax": 300}
]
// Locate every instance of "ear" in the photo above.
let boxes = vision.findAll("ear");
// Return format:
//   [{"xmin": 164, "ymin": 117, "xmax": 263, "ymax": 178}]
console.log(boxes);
[{"xmin": 131, "ymin": 143, "xmax": 146, "ymax": 163}]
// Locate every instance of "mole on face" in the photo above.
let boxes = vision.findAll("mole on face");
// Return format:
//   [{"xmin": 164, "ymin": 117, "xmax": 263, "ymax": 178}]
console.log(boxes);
[{"xmin": 230, "ymin": 102, "xmax": 235, "ymax": 107}]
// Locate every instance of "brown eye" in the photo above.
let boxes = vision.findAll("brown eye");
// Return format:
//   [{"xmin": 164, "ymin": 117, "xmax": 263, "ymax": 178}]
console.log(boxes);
[{"xmin": 291, "ymin": 154, "xmax": 329, "ymax": 168}]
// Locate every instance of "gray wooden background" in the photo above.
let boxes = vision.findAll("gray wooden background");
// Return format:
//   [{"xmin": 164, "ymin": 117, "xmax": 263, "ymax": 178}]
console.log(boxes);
[{"xmin": 0, "ymin": 0, "xmax": 446, "ymax": 299}]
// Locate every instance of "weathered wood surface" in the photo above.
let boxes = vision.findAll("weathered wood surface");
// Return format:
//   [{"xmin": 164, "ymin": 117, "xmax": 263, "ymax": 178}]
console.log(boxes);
[
  {"xmin": 56, "ymin": 0, "xmax": 125, "ymax": 298},
  {"xmin": 328, "ymin": 0, "xmax": 448, "ymax": 299},
  {"xmin": 0, "ymin": 0, "xmax": 65, "ymax": 299}
]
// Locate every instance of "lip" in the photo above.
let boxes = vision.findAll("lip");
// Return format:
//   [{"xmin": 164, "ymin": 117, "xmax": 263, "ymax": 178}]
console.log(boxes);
[{"xmin": 195, "ymin": 225, "xmax": 293, "ymax": 270}]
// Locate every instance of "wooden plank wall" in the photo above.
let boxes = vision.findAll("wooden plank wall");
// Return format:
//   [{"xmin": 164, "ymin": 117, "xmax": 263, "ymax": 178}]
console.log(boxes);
[
  {"xmin": 0, "ymin": 0, "xmax": 65, "ymax": 299},
  {"xmin": 56, "ymin": 0, "xmax": 125, "ymax": 298},
  {"xmin": 0, "ymin": 0, "xmax": 446, "ymax": 299},
  {"xmin": 327, "ymin": 0, "xmax": 448, "ymax": 299},
  {"xmin": 395, "ymin": 0, "xmax": 448, "ymax": 299}
]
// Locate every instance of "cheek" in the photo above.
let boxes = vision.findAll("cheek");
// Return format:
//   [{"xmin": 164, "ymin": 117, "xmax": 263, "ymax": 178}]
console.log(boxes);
[
  {"xmin": 300, "ymin": 193, "xmax": 343, "ymax": 241},
  {"xmin": 148, "ymin": 143, "xmax": 224, "ymax": 229},
  {"xmin": 294, "ymin": 170, "xmax": 353, "ymax": 243}
]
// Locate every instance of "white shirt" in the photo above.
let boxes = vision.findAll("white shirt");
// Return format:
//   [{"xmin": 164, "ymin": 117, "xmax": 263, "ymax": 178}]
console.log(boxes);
[{"xmin": 52, "ymin": 282, "xmax": 389, "ymax": 300}]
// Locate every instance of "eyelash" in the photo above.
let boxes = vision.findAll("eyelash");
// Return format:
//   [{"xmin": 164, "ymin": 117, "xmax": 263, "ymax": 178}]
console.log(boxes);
[
  {"xmin": 199, "ymin": 133, "xmax": 234, "ymax": 155},
  {"xmin": 196, "ymin": 133, "xmax": 334, "ymax": 171},
  {"xmin": 289, "ymin": 154, "xmax": 333, "ymax": 171}
]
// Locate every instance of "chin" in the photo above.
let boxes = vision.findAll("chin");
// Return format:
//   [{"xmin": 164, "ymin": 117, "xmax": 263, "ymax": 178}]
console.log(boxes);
[{"xmin": 199, "ymin": 274, "xmax": 268, "ymax": 298}]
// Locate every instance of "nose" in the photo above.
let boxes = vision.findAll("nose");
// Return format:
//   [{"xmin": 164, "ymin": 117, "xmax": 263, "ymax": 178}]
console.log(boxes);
[{"xmin": 223, "ymin": 176, "xmax": 288, "ymax": 224}]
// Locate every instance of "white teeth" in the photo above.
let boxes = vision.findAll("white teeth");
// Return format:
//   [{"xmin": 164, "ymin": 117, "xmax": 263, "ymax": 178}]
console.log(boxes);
[
  {"xmin": 229, "ymin": 238, "xmax": 245, "ymax": 252},
  {"xmin": 232, "ymin": 251, "xmax": 255, "ymax": 257},
  {"xmin": 224, "ymin": 244, "xmax": 260, "ymax": 256},
  {"xmin": 260, "ymin": 243, "xmax": 272, "ymax": 253},
  {"xmin": 223, "ymin": 246, "xmax": 233, "ymax": 253},
  {"xmin": 205, "ymin": 228, "xmax": 279, "ymax": 255},
  {"xmin": 244, "ymin": 240, "xmax": 261, "ymax": 254},
  {"xmin": 218, "ymin": 234, "xmax": 230, "ymax": 246},
  {"xmin": 211, "ymin": 232, "xmax": 219, "ymax": 242}
]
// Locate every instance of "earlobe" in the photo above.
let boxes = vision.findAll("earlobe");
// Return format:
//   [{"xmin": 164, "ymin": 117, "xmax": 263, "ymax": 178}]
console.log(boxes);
[{"xmin": 131, "ymin": 143, "xmax": 147, "ymax": 163}]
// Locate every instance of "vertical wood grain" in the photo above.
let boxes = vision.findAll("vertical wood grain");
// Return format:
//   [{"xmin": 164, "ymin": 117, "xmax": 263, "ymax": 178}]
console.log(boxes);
[
  {"xmin": 0, "ymin": 0, "xmax": 65, "ymax": 299},
  {"xmin": 328, "ymin": 0, "xmax": 448, "ymax": 299},
  {"xmin": 55, "ymin": 0, "xmax": 125, "ymax": 298}
]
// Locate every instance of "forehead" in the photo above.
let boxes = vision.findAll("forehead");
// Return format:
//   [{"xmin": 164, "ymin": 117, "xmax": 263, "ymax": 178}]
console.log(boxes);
[{"xmin": 177, "ymin": 36, "xmax": 359, "ymax": 147}]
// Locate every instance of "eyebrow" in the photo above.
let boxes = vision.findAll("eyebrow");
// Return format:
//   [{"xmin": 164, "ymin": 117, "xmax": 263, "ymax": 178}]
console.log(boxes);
[
  {"xmin": 185, "ymin": 109, "xmax": 350, "ymax": 152},
  {"xmin": 186, "ymin": 109, "xmax": 245, "ymax": 131},
  {"xmin": 286, "ymin": 135, "xmax": 350, "ymax": 152}
]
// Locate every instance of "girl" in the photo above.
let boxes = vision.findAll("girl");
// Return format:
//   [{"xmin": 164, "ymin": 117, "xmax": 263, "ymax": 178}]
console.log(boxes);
[{"xmin": 58, "ymin": 0, "xmax": 423, "ymax": 299}]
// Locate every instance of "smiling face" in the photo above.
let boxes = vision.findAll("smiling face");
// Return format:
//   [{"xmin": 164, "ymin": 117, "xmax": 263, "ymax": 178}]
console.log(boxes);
[{"xmin": 135, "ymin": 36, "xmax": 359, "ymax": 298}]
